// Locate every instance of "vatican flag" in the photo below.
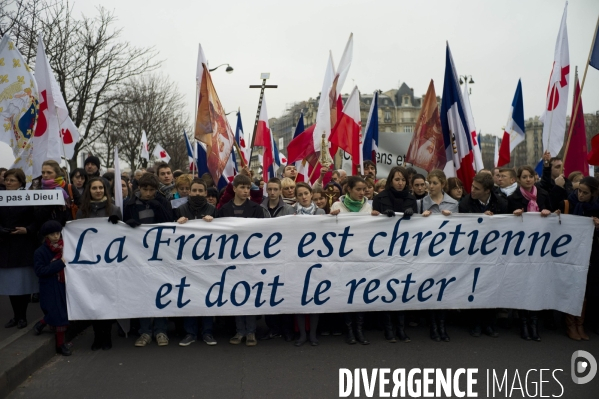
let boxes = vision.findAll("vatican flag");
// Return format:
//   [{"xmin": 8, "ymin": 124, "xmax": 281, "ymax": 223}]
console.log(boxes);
[{"xmin": 0, "ymin": 34, "xmax": 39, "ymax": 185}]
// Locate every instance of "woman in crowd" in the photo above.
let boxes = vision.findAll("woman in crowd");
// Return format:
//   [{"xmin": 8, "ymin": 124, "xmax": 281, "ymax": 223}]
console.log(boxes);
[
  {"xmin": 173, "ymin": 174, "xmax": 192, "ymax": 199},
  {"xmin": 70, "ymin": 168, "xmax": 88, "ymax": 196},
  {"xmin": 280, "ymin": 177, "xmax": 297, "ymax": 206},
  {"xmin": 556, "ymin": 176, "xmax": 599, "ymax": 341},
  {"xmin": 0, "ymin": 169, "xmax": 39, "ymax": 329},
  {"xmin": 411, "ymin": 174, "xmax": 427, "ymax": 200},
  {"xmin": 34, "ymin": 220, "xmax": 71, "ymax": 356},
  {"xmin": 312, "ymin": 186, "xmax": 330, "ymax": 214},
  {"xmin": 75, "ymin": 177, "xmax": 122, "ymax": 350},
  {"xmin": 364, "ymin": 177, "xmax": 375, "ymax": 203},
  {"xmin": 420, "ymin": 169, "xmax": 459, "ymax": 342},
  {"xmin": 331, "ymin": 176, "xmax": 380, "ymax": 345},
  {"xmin": 568, "ymin": 171, "xmax": 584, "ymax": 191},
  {"xmin": 447, "ymin": 177, "xmax": 464, "ymax": 202},
  {"xmin": 293, "ymin": 182, "xmax": 325, "ymax": 346},
  {"xmin": 36, "ymin": 160, "xmax": 78, "ymax": 225},
  {"xmin": 372, "ymin": 166, "xmax": 418, "ymax": 343},
  {"xmin": 508, "ymin": 165, "xmax": 552, "ymax": 342},
  {"xmin": 119, "ymin": 175, "xmax": 131, "ymax": 203}
]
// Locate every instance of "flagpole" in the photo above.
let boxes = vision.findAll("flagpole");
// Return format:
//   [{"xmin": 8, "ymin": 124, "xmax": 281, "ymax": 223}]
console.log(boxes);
[
  {"xmin": 563, "ymin": 15, "xmax": 599, "ymax": 167},
  {"xmin": 56, "ymin": 109, "xmax": 71, "ymax": 184},
  {"xmin": 562, "ymin": 66, "xmax": 580, "ymax": 168},
  {"xmin": 193, "ymin": 83, "xmax": 199, "ymax": 179}
]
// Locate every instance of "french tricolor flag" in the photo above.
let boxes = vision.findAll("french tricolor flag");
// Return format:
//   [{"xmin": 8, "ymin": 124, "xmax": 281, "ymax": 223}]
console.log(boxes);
[
  {"xmin": 497, "ymin": 80, "xmax": 525, "ymax": 167},
  {"xmin": 183, "ymin": 130, "xmax": 195, "ymax": 172},
  {"xmin": 235, "ymin": 111, "xmax": 249, "ymax": 167},
  {"xmin": 440, "ymin": 43, "xmax": 476, "ymax": 192},
  {"xmin": 362, "ymin": 91, "xmax": 379, "ymax": 167},
  {"xmin": 253, "ymin": 94, "xmax": 275, "ymax": 183}
]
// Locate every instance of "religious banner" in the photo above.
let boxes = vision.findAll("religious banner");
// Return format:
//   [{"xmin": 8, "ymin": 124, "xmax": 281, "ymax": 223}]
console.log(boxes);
[
  {"xmin": 0, "ymin": 189, "xmax": 65, "ymax": 206},
  {"xmin": 63, "ymin": 213, "xmax": 592, "ymax": 320}
]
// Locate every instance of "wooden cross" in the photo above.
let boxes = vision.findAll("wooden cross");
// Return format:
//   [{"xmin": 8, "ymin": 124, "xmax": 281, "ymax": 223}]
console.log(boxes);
[{"xmin": 249, "ymin": 73, "xmax": 278, "ymax": 168}]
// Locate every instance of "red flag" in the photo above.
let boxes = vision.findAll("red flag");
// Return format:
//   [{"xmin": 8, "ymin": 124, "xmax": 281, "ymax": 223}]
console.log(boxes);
[
  {"xmin": 329, "ymin": 86, "xmax": 361, "ymax": 166},
  {"xmin": 563, "ymin": 80, "xmax": 588, "ymax": 175},
  {"xmin": 588, "ymin": 134, "xmax": 599, "ymax": 166}
]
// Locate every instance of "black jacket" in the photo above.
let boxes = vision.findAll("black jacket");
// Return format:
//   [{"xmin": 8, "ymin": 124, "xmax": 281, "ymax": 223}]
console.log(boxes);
[
  {"xmin": 459, "ymin": 191, "xmax": 508, "ymax": 215},
  {"xmin": 372, "ymin": 189, "xmax": 418, "ymax": 213},
  {"xmin": 216, "ymin": 199, "xmax": 264, "ymax": 218},
  {"xmin": 0, "ymin": 204, "xmax": 38, "ymax": 269},
  {"xmin": 175, "ymin": 201, "xmax": 216, "ymax": 220},
  {"xmin": 507, "ymin": 185, "xmax": 552, "ymax": 213},
  {"xmin": 76, "ymin": 200, "xmax": 122, "ymax": 219},
  {"xmin": 123, "ymin": 193, "xmax": 173, "ymax": 223},
  {"xmin": 34, "ymin": 244, "xmax": 68, "ymax": 326}
]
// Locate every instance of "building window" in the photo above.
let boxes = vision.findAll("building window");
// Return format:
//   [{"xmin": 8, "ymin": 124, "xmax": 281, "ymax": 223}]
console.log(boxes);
[
  {"xmin": 384, "ymin": 99, "xmax": 388, "ymax": 105},
  {"xmin": 384, "ymin": 111, "xmax": 391, "ymax": 122},
  {"xmin": 404, "ymin": 96, "xmax": 410, "ymax": 106},
  {"xmin": 403, "ymin": 125, "xmax": 413, "ymax": 133}
]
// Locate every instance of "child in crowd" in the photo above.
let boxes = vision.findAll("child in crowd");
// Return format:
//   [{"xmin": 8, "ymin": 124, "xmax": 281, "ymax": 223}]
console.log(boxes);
[
  {"xmin": 216, "ymin": 174, "xmax": 264, "ymax": 346},
  {"xmin": 34, "ymin": 221, "xmax": 71, "ymax": 356}
]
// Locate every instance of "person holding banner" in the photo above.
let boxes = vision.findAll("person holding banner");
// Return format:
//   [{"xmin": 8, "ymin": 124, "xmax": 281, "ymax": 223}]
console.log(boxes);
[
  {"xmin": 75, "ymin": 177, "xmax": 122, "ymax": 350},
  {"xmin": 411, "ymin": 174, "xmax": 427, "ymax": 200},
  {"xmin": 280, "ymin": 178, "xmax": 297, "ymax": 207},
  {"xmin": 216, "ymin": 174, "xmax": 264, "ymax": 347},
  {"xmin": 372, "ymin": 167, "xmax": 418, "ymax": 344},
  {"xmin": 311, "ymin": 187, "xmax": 330, "ymax": 215},
  {"xmin": 459, "ymin": 172, "xmax": 508, "ymax": 338},
  {"xmin": 508, "ymin": 165, "xmax": 553, "ymax": 342},
  {"xmin": 420, "ymin": 169, "xmax": 459, "ymax": 342},
  {"xmin": 555, "ymin": 176, "xmax": 599, "ymax": 341},
  {"xmin": 331, "ymin": 176, "xmax": 380, "ymax": 345},
  {"xmin": 293, "ymin": 182, "xmax": 325, "ymax": 347},
  {"xmin": 174, "ymin": 178, "xmax": 218, "ymax": 347},
  {"xmin": 123, "ymin": 173, "xmax": 173, "ymax": 347},
  {"xmin": 0, "ymin": 169, "xmax": 39, "ymax": 330},
  {"xmin": 33, "ymin": 221, "xmax": 71, "ymax": 356}
]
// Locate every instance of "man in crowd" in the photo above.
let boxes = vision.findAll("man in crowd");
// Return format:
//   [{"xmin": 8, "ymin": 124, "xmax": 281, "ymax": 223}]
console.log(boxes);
[
  {"xmin": 260, "ymin": 177, "xmax": 295, "ymax": 341},
  {"xmin": 123, "ymin": 173, "xmax": 173, "ymax": 348},
  {"xmin": 155, "ymin": 162, "xmax": 175, "ymax": 200},
  {"xmin": 459, "ymin": 172, "xmax": 507, "ymax": 338},
  {"xmin": 363, "ymin": 161, "xmax": 376, "ymax": 180},
  {"xmin": 84, "ymin": 155, "xmax": 101, "ymax": 178},
  {"xmin": 282, "ymin": 165, "xmax": 298, "ymax": 180},
  {"xmin": 497, "ymin": 168, "xmax": 518, "ymax": 198},
  {"xmin": 539, "ymin": 150, "xmax": 572, "ymax": 196},
  {"xmin": 493, "ymin": 168, "xmax": 501, "ymax": 187}
]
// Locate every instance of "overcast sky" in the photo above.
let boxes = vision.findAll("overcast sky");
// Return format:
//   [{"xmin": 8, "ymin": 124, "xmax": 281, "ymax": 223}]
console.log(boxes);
[{"xmin": 2, "ymin": 0, "xmax": 599, "ymax": 168}]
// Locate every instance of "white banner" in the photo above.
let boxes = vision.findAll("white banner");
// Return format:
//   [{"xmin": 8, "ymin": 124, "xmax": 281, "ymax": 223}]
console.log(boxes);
[
  {"xmin": 63, "ymin": 213, "xmax": 592, "ymax": 320},
  {"xmin": 341, "ymin": 132, "xmax": 427, "ymax": 178},
  {"xmin": 0, "ymin": 189, "xmax": 65, "ymax": 206}
]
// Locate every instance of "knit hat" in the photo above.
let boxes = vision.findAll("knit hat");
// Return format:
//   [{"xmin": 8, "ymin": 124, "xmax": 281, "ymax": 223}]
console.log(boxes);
[
  {"xmin": 84, "ymin": 155, "xmax": 101, "ymax": 170},
  {"xmin": 40, "ymin": 220, "xmax": 62, "ymax": 237}
]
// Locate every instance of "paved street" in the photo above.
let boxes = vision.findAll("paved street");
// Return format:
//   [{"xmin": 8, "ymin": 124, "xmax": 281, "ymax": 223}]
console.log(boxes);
[{"xmin": 5, "ymin": 316, "xmax": 599, "ymax": 399}]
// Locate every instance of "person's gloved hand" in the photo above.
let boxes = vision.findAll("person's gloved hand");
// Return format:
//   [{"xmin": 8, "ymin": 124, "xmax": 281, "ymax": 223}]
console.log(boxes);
[
  {"xmin": 108, "ymin": 215, "xmax": 120, "ymax": 225},
  {"xmin": 384, "ymin": 209, "xmax": 396, "ymax": 218},
  {"xmin": 125, "ymin": 219, "xmax": 141, "ymax": 228},
  {"xmin": 0, "ymin": 227, "xmax": 12, "ymax": 235},
  {"xmin": 402, "ymin": 208, "xmax": 414, "ymax": 220}
]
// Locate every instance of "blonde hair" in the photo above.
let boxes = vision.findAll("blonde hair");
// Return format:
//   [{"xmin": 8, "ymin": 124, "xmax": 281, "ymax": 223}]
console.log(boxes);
[
  {"xmin": 427, "ymin": 169, "xmax": 447, "ymax": 187},
  {"xmin": 281, "ymin": 177, "xmax": 295, "ymax": 188},
  {"xmin": 175, "ymin": 174, "xmax": 192, "ymax": 189}
]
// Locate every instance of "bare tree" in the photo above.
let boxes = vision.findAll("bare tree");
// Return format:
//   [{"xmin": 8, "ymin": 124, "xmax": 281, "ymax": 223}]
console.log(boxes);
[
  {"xmin": 99, "ymin": 74, "xmax": 189, "ymax": 171},
  {"xmin": 1, "ymin": 0, "xmax": 160, "ymax": 170}
]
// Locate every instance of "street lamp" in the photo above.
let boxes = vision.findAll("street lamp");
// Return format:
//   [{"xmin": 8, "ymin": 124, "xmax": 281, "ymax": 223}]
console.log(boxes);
[
  {"xmin": 209, "ymin": 63, "xmax": 234, "ymax": 73},
  {"xmin": 459, "ymin": 75, "xmax": 474, "ymax": 94}
]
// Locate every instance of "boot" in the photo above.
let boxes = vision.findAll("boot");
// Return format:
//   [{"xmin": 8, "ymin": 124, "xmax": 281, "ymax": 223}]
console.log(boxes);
[
  {"xmin": 565, "ymin": 314, "xmax": 581, "ymax": 341},
  {"xmin": 383, "ymin": 313, "xmax": 396, "ymax": 343},
  {"xmin": 345, "ymin": 314, "xmax": 356, "ymax": 345},
  {"xmin": 520, "ymin": 313, "xmax": 531, "ymax": 341},
  {"xmin": 396, "ymin": 312, "xmax": 411, "ymax": 342},
  {"xmin": 91, "ymin": 323, "xmax": 102, "ymax": 351},
  {"xmin": 576, "ymin": 300, "xmax": 590, "ymax": 341},
  {"xmin": 529, "ymin": 312, "xmax": 541, "ymax": 342},
  {"xmin": 429, "ymin": 313, "xmax": 440, "ymax": 342},
  {"xmin": 355, "ymin": 313, "xmax": 370, "ymax": 345},
  {"xmin": 438, "ymin": 312, "xmax": 450, "ymax": 342}
]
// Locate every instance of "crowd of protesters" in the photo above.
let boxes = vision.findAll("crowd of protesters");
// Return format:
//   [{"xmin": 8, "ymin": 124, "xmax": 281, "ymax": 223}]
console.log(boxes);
[{"xmin": 1, "ymin": 150, "xmax": 598, "ymax": 356}]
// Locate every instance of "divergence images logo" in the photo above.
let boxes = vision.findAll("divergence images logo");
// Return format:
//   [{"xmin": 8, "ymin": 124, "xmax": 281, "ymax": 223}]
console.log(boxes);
[{"xmin": 571, "ymin": 350, "xmax": 597, "ymax": 385}]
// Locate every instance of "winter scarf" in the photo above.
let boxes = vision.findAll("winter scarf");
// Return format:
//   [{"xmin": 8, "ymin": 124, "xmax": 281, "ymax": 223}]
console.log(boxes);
[
  {"xmin": 45, "ymin": 238, "xmax": 65, "ymax": 283},
  {"xmin": 343, "ymin": 195, "xmax": 365, "ymax": 213},
  {"xmin": 520, "ymin": 185, "xmax": 539, "ymax": 212},
  {"xmin": 295, "ymin": 201, "xmax": 317, "ymax": 215},
  {"xmin": 501, "ymin": 182, "xmax": 518, "ymax": 197},
  {"xmin": 283, "ymin": 197, "xmax": 297, "ymax": 207},
  {"xmin": 188, "ymin": 195, "xmax": 208, "ymax": 217},
  {"xmin": 42, "ymin": 177, "xmax": 69, "ymax": 201}
]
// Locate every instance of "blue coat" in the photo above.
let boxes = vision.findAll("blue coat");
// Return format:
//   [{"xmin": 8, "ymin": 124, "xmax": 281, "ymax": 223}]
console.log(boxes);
[{"xmin": 34, "ymin": 244, "xmax": 68, "ymax": 326}]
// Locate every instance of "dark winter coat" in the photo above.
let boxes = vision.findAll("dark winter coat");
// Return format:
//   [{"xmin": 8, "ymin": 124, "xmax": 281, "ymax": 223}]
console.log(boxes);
[
  {"xmin": 507, "ymin": 185, "xmax": 552, "ymax": 213},
  {"xmin": 459, "ymin": 191, "xmax": 508, "ymax": 215},
  {"xmin": 175, "ymin": 201, "xmax": 216, "ymax": 220},
  {"xmin": 217, "ymin": 182, "xmax": 264, "ymax": 210},
  {"xmin": 260, "ymin": 197, "xmax": 295, "ymax": 218},
  {"xmin": 75, "ymin": 200, "xmax": 122, "ymax": 220},
  {"xmin": 216, "ymin": 199, "xmax": 265, "ymax": 218},
  {"xmin": 33, "ymin": 244, "xmax": 68, "ymax": 326},
  {"xmin": 372, "ymin": 189, "xmax": 418, "ymax": 214},
  {"xmin": 0, "ymin": 204, "xmax": 38, "ymax": 269},
  {"xmin": 123, "ymin": 192, "xmax": 173, "ymax": 223}
]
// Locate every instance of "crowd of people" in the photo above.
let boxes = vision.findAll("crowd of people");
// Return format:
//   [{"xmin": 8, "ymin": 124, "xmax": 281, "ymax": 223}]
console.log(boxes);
[{"xmin": 0, "ymin": 151, "xmax": 597, "ymax": 356}]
